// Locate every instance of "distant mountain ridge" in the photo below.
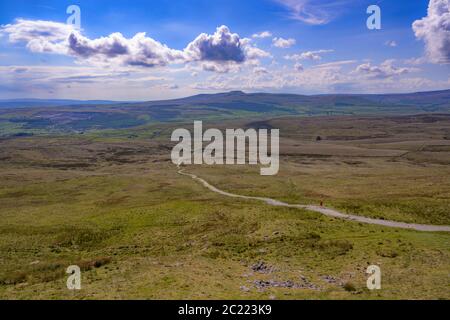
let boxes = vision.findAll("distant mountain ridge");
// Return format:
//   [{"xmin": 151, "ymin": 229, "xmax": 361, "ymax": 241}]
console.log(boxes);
[
  {"xmin": 0, "ymin": 89, "xmax": 448, "ymax": 135},
  {"xmin": 131, "ymin": 89, "xmax": 450, "ymax": 109},
  {"xmin": 2, "ymin": 89, "xmax": 449, "ymax": 109}
]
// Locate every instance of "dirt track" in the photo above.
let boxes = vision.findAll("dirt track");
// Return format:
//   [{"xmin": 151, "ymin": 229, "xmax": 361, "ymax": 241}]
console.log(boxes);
[{"xmin": 178, "ymin": 168, "xmax": 450, "ymax": 233}]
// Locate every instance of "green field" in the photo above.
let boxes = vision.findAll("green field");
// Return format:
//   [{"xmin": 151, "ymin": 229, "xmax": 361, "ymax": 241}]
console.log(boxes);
[{"xmin": 0, "ymin": 113, "xmax": 449, "ymax": 300}]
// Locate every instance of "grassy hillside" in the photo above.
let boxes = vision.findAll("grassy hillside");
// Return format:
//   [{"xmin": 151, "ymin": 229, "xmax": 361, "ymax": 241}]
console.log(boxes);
[{"xmin": 0, "ymin": 114, "xmax": 449, "ymax": 299}]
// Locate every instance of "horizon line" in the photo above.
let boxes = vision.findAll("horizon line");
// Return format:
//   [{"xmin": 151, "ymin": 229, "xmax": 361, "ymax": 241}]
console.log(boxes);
[{"xmin": 2, "ymin": 88, "xmax": 450, "ymax": 104}]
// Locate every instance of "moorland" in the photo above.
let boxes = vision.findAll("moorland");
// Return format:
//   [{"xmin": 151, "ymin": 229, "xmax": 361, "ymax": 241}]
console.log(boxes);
[{"xmin": 0, "ymin": 90, "xmax": 449, "ymax": 299}]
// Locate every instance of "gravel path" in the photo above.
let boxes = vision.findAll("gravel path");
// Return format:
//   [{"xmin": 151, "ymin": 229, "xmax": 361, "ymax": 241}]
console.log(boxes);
[{"xmin": 178, "ymin": 168, "xmax": 450, "ymax": 233}]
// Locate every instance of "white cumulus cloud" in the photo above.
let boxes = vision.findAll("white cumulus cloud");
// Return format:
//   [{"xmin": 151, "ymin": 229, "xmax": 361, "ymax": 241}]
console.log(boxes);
[
  {"xmin": 385, "ymin": 40, "xmax": 397, "ymax": 47},
  {"xmin": 252, "ymin": 31, "xmax": 273, "ymax": 39},
  {"xmin": 412, "ymin": 0, "xmax": 450, "ymax": 64},
  {"xmin": 354, "ymin": 60, "xmax": 417, "ymax": 79},
  {"xmin": 1, "ymin": 19, "xmax": 74, "ymax": 54},
  {"xmin": 294, "ymin": 63, "xmax": 304, "ymax": 71},
  {"xmin": 68, "ymin": 32, "xmax": 185, "ymax": 67},
  {"xmin": 272, "ymin": 37, "xmax": 296, "ymax": 48},
  {"xmin": 1, "ymin": 21, "xmax": 270, "ymax": 73}
]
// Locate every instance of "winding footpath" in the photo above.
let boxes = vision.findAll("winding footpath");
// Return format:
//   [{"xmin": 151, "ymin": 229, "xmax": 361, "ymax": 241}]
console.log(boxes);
[{"xmin": 178, "ymin": 168, "xmax": 450, "ymax": 233}]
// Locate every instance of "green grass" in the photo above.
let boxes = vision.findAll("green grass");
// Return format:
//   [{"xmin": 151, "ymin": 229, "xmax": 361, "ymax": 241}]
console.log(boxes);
[
  {"xmin": 0, "ymin": 159, "xmax": 448, "ymax": 299},
  {"xmin": 0, "ymin": 114, "xmax": 449, "ymax": 299}
]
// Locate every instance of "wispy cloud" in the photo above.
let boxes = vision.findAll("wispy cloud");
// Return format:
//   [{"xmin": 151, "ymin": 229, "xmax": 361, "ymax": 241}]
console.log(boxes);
[
  {"xmin": 285, "ymin": 49, "xmax": 334, "ymax": 61},
  {"xmin": 0, "ymin": 65, "xmax": 180, "ymax": 99},
  {"xmin": 191, "ymin": 59, "xmax": 442, "ymax": 95},
  {"xmin": 385, "ymin": 40, "xmax": 397, "ymax": 48},
  {"xmin": 312, "ymin": 60, "xmax": 357, "ymax": 69},
  {"xmin": 273, "ymin": 0, "xmax": 353, "ymax": 25}
]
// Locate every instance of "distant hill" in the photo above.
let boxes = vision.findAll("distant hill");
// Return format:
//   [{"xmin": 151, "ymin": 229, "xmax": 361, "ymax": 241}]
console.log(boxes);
[
  {"xmin": 0, "ymin": 99, "xmax": 124, "ymax": 108},
  {"xmin": 0, "ymin": 90, "xmax": 448, "ymax": 135},
  {"xmin": 2, "ymin": 89, "xmax": 449, "ymax": 110},
  {"xmin": 126, "ymin": 89, "xmax": 450, "ymax": 118},
  {"xmin": 137, "ymin": 89, "xmax": 450, "ymax": 106}
]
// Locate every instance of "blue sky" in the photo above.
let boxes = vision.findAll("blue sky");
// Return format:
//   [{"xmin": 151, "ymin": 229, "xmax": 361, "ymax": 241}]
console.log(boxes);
[{"xmin": 0, "ymin": 0, "xmax": 448, "ymax": 100}]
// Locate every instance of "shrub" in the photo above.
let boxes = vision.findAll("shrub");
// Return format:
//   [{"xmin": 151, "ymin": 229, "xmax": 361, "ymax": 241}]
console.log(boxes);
[{"xmin": 343, "ymin": 282, "xmax": 357, "ymax": 292}]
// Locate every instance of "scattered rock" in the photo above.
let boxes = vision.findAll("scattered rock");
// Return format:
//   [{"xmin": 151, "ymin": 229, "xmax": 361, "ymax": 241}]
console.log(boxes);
[
  {"xmin": 240, "ymin": 286, "xmax": 250, "ymax": 292},
  {"xmin": 253, "ymin": 278, "xmax": 320, "ymax": 290},
  {"xmin": 251, "ymin": 261, "xmax": 276, "ymax": 274},
  {"xmin": 254, "ymin": 280, "xmax": 290, "ymax": 289},
  {"xmin": 298, "ymin": 276, "xmax": 321, "ymax": 290},
  {"xmin": 321, "ymin": 275, "xmax": 342, "ymax": 286}
]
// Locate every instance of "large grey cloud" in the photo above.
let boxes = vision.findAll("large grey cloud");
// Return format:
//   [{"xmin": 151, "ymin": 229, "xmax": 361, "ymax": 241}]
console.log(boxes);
[
  {"xmin": 413, "ymin": 0, "xmax": 450, "ymax": 64},
  {"xmin": 1, "ymin": 20, "xmax": 269, "ymax": 72},
  {"xmin": 67, "ymin": 32, "xmax": 185, "ymax": 67},
  {"xmin": 184, "ymin": 25, "xmax": 270, "ymax": 73},
  {"xmin": 185, "ymin": 25, "xmax": 246, "ymax": 62}
]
